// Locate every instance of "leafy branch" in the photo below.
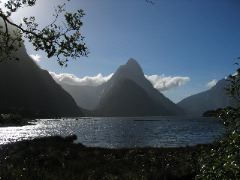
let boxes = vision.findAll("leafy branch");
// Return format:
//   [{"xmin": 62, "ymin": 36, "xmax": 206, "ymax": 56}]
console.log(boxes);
[{"xmin": 0, "ymin": 0, "xmax": 88, "ymax": 66}]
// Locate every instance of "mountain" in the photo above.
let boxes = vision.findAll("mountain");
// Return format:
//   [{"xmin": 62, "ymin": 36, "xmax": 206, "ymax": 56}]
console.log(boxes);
[
  {"xmin": 93, "ymin": 59, "xmax": 184, "ymax": 116},
  {"xmin": 178, "ymin": 79, "xmax": 237, "ymax": 116},
  {"xmin": 95, "ymin": 78, "xmax": 163, "ymax": 116},
  {"xmin": 0, "ymin": 46, "xmax": 82, "ymax": 117},
  {"xmin": 60, "ymin": 83, "xmax": 102, "ymax": 110}
]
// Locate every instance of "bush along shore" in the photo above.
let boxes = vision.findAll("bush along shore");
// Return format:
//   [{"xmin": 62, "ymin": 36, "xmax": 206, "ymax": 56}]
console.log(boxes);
[
  {"xmin": 0, "ymin": 135, "xmax": 212, "ymax": 180},
  {"xmin": 0, "ymin": 114, "xmax": 35, "ymax": 127}
]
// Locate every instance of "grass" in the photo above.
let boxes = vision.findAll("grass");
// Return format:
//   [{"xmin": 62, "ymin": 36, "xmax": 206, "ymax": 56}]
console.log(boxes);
[{"xmin": 0, "ymin": 135, "xmax": 211, "ymax": 180}]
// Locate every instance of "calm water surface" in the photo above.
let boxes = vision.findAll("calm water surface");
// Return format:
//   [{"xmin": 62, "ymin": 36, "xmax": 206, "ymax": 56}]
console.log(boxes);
[{"xmin": 0, "ymin": 116, "xmax": 225, "ymax": 148}]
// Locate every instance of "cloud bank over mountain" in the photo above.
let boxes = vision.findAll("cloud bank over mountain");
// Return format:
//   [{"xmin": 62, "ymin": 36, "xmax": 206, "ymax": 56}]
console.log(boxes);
[
  {"xmin": 146, "ymin": 75, "xmax": 190, "ymax": 91},
  {"xmin": 50, "ymin": 72, "xmax": 113, "ymax": 86},
  {"xmin": 50, "ymin": 72, "xmax": 190, "ymax": 91}
]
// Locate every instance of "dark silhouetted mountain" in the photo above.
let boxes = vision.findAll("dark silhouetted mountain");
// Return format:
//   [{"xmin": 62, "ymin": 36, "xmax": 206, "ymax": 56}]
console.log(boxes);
[
  {"xmin": 178, "ymin": 79, "xmax": 237, "ymax": 116},
  {"xmin": 0, "ymin": 46, "xmax": 82, "ymax": 117},
  {"xmin": 93, "ymin": 59, "xmax": 184, "ymax": 116},
  {"xmin": 95, "ymin": 78, "xmax": 162, "ymax": 116}
]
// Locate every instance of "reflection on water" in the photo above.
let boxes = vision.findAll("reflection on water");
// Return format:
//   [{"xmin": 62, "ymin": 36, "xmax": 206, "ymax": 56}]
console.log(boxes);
[{"xmin": 0, "ymin": 116, "xmax": 225, "ymax": 148}]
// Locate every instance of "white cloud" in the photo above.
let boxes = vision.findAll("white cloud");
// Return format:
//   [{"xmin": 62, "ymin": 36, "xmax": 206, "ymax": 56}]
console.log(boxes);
[
  {"xmin": 206, "ymin": 79, "xmax": 217, "ymax": 88},
  {"xmin": 145, "ymin": 75, "xmax": 190, "ymax": 91},
  {"xmin": 30, "ymin": 54, "xmax": 41, "ymax": 62},
  {"xmin": 50, "ymin": 72, "xmax": 190, "ymax": 91},
  {"xmin": 50, "ymin": 72, "xmax": 113, "ymax": 86}
]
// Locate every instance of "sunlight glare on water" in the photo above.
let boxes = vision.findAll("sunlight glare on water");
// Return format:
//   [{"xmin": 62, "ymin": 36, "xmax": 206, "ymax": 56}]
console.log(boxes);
[{"xmin": 0, "ymin": 117, "xmax": 225, "ymax": 148}]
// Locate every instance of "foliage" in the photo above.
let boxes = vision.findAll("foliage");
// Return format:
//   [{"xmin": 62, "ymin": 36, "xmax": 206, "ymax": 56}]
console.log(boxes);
[
  {"xmin": 197, "ymin": 133, "xmax": 240, "ymax": 179},
  {"xmin": 0, "ymin": 113, "xmax": 33, "ymax": 126},
  {"xmin": 226, "ymin": 65, "xmax": 240, "ymax": 102},
  {"xmin": 196, "ymin": 67, "xmax": 240, "ymax": 180},
  {"xmin": 0, "ymin": 135, "xmax": 204, "ymax": 180},
  {"xmin": 0, "ymin": 0, "xmax": 88, "ymax": 66}
]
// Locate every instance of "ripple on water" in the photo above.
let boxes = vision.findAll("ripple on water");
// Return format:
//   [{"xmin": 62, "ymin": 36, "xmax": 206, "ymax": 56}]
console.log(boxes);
[{"xmin": 0, "ymin": 117, "xmax": 225, "ymax": 148}]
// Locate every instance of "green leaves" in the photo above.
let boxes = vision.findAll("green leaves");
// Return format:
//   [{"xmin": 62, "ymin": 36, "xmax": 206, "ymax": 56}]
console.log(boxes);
[
  {"xmin": 196, "ymin": 132, "xmax": 240, "ymax": 180},
  {"xmin": 0, "ymin": 0, "xmax": 88, "ymax": 66},
  {"xmin": 4, "ymin": 0, "xmax": 37, "ymax": 16},
  {"xmin": 226, "ymin": 70, "xmax": 240, "ymax": 102},
  {"xmin": 197, "ymin": 64, "xmax": 240, "ymax": 179}
]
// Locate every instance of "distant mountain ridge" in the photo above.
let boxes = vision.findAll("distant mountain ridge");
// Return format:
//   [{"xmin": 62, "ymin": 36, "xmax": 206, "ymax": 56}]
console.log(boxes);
[
  {"xmin": 178, "ymin": 79, "xmax": 237, "ymax": 116},
  {"xmin": 0, "ymin": 47, "xmax": 82, "ymax": 117},
  {"xmin": 61, "ymin": 83, "xmax": 102, "ymax": 110},
  {"xmin": 61, "ymin": 59, "xmax": 184, "ymax": 116}
]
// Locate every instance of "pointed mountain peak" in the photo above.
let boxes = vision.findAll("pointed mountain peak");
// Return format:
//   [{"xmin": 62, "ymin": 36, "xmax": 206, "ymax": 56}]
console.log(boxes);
[
  {"xmin": 115, "ymin": 58, "xmax": 144, "ymax": 76},
  {"xmin": 125, "ymin": 58, "xmax": 142, "ymax": 69},
  {"xmin": 109, "ymin": 58, "xmax": 145, "ymax": 87},
  {"xmin": 126, "ymin": 58, "xmax": 139, "ymax": 65}
]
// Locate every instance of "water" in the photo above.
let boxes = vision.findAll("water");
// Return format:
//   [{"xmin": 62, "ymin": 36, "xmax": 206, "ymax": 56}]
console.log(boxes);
[{"xmin": 0, "ymin": 116, "xmax": 225, "ymax": 148}]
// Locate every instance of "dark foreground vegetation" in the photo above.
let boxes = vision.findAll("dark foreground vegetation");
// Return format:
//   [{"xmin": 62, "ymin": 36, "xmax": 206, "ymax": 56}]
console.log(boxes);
[
  {"xmin": 0, "ymin": 135, "xmax": 210, "ymax": 180},
  {"xmin": 0, "ymin": 114, "xmax": 34, "ymax": 127}
]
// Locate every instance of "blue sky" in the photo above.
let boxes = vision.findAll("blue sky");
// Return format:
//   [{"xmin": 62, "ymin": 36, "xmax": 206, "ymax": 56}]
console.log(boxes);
[{"xmin": 8, "ymin": 0, "xmax": 240, "ymax": 102}]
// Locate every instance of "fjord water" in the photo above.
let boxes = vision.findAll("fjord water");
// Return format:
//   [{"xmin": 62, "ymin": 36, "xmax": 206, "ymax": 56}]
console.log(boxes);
[{"xmin": 0, "ymin": 117, "xmax": 225, "ymax": 148}]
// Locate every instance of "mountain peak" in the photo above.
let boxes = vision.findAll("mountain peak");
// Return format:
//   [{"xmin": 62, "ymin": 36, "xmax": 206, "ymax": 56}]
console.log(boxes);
[
  {"xmin": 125, "ymin": 58, "xmax": 141, "ymax": 69},
  {"xmin": 126, "ymin": 58, "xmax": 139, "ymax": 65},
  {"xmin": 114, "ymin": 58, "xmax": 144, "ymax": 77},
  {"xmin": 95, "ymin": 58, "xmax": 184, "ymax": 116}
]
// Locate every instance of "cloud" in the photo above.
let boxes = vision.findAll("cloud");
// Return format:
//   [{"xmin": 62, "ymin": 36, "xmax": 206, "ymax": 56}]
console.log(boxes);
[
  {"xmin": 50, "ymin": 72, "xmax": 113, "ymax": 86},
  {"xmin": 206, "ymin": 79, "xmax": 217, "ymax": 88},
  {"xmin": 50, "ymin": 72, "xmax": 190, "ymax": 91},
  {"xmin": 30, "ymin": 54, "xmax": 41, "ymax": 62},
  {"xmin": 145, "ymin": 75, "xmax": 190, "ymax": 91}
]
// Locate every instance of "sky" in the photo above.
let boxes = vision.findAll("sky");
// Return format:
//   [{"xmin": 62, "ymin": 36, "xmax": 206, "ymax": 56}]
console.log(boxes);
[{"xmin": 3, "ymin": 0, "xmax": 240, "ymax": 102}]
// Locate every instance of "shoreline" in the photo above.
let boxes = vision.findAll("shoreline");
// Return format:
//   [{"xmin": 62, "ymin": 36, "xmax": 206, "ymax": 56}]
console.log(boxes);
[
  {"xmin": 0, "ymin": 114, "xmax": 36, "ymax": 127},
  {"xmin": 0, "ymin": 120, "xmax": 35, "ymax": 127}
]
